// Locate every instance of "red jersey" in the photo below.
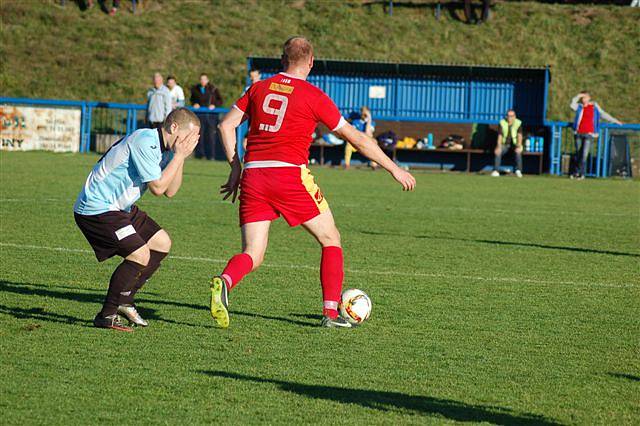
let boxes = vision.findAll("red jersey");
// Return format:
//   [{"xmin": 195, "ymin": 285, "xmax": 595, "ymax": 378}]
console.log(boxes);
[
  {"xmin": 233, "ymin": 72, "xmax": 345, "ymax": 165},
  {"xmin": 577, "ymin": 104, "xmax": 595, "ymax": 134}
]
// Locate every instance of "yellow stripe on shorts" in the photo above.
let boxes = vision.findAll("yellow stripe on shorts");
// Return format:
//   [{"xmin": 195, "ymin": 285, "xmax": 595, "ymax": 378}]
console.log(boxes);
[{"xmin": 301, "ymin": 166, "xmax": 329, "ymax": 213}]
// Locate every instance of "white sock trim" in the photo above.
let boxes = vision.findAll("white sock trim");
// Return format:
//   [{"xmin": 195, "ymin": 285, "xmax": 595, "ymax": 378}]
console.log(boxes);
[
  {"xmin": 323, "ymin": 301, "xmax": 338, "ymax": 310},
  {"xmin": 221, "ymin": 274, "xmax": 232, "ymax": 288}
]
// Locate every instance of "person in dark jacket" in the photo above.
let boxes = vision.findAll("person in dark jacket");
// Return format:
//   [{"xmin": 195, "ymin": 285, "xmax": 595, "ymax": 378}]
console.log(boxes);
[{"xmin": 190, "ymin": 73, "xmax": 224, "ymax": 160}]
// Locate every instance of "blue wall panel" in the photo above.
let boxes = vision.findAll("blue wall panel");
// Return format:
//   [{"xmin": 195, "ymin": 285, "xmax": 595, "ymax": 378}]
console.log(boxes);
[{"xmin": 256, "ymin": 65, "xmax": 546, "ymax": 124}]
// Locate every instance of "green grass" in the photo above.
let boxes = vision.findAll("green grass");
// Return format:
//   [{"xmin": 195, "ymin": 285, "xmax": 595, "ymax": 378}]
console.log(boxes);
[
  {"xmin": 1, "ymin": 0, "xmax": 639, "ymax": 122},
  {"xmin": 1, "ymin": 151, "xmax": 639, "ymax": 424}
]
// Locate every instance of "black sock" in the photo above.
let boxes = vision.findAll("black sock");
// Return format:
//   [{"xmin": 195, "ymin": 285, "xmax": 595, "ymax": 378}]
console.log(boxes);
[
  {"xmin": 123, "ymin": 250, "xmax": 168, "ymax": 304},
  {"xmin": 100, "ymin": 259, "xmax": 145, "ymax": 317}
]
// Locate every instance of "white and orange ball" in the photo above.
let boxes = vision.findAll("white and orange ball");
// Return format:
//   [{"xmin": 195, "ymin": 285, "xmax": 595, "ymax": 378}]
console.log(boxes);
[{"xmin": 339, "ymin": 288, "xmax": 372, "ymax": 325}]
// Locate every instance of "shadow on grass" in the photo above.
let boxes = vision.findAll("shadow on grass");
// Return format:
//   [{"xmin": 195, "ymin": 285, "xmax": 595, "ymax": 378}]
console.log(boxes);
[
  {"xmin": 608, "ymin": 372, "xmax": 640, "ymax": 382},
  {"xmin": 200, "ymin": 370, "xmax": 560, "ymax": 425},
  {"xmin": 290, "ymin": 312, "xmax": 323, "ymax": 321},
  {"xmin": 231, "ymin": 310, "xmax": 317, "ymax": 328},
  {"xmin": 0, "ymin": 303, "xmax": 92, "ymax": 326},
  {"xmin": 0, "ymin": 280, "xmax": 319, "ymax": 329},
  {"xmin": 360, "ymin": 230, "xmax": 640, "ymax": 258},
  {"xmin": 0, "ymin": 280, "xmax": 206, "ymax": 328}
]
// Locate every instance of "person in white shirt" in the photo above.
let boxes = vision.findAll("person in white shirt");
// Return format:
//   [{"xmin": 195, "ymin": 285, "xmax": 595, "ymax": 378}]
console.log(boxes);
[{"xmin": 167, "ymin": 76, "xmax": 185, "ymax": 109}]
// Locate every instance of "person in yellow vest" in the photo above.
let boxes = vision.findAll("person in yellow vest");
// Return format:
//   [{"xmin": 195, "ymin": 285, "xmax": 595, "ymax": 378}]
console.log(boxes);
[{"xmin": 492, "ymin": 109, "xmax": 523, "ymax": 177}]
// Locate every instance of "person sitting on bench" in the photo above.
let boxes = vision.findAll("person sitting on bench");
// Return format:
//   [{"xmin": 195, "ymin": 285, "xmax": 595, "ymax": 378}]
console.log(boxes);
[
  {"xmin": 345, "ymin": 106, "xmax": 377, "ymax": 169},
  {"xmin": 492, "ymin": 109, "xmax": 523, "ymax": 178}
]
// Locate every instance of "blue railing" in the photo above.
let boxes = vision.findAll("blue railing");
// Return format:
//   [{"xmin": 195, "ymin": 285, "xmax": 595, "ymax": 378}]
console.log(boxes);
[
  {"xmin": 0, "ymin": 96, "xmax": 231, "ymax": 153},
  {"xmin": 546, "ymin": 121, "xmax": 640, "ymax": 177},
  {"xmin": 3, "ymin": 96, "xmax": 638, "ymax": 177}
]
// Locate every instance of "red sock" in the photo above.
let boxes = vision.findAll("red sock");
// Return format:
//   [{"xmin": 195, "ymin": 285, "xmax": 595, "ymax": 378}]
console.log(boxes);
[
  {"xmin": 221, "ymin": 253, "xmax": 253, "ymax": 290},
  {"xmin": 320, "ymin": 246, "xmax": 343, "ymax": 319}
]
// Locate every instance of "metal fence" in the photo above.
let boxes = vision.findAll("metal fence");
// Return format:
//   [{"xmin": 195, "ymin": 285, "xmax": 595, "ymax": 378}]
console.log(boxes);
[
  {"xmin": 3, "ymin": 96, "xmax": 639, "ymax": 178},
  {"xmin": 547, "ymin": 121, "xmax": 640, "ymax": 177}
]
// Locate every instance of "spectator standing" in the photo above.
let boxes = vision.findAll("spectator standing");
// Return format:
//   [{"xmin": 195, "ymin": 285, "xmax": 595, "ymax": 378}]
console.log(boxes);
[
  {"xmin": 242, "ymin": 69, "xmax": 262, "ymax": 152},
  {"xmin": 492, "ymin": 109, "xmax": 523, "ymax": 178},
  {"xmin": 107, "ymin": 0, "xmax": 120, "ymax": 15},
  {"xmin": 464, "ymin": 0, "xmax": 491, "ymax": 24},
  {"xmin": 146, "ymin": 73, "xmax": 172, "ymax": 129},
  {"xmin": 167, "ymin": 76, "xmax": 185, "ymax": 109},
  {"xmin": 345, "ymin": 106, "xmax": 377, "ymax": 169},
  {"xmin": 569, "ymin": 91, "xmax": 622, "ymax": 179},
  {"xmin": 87, "ymin": 0, "xmax": 120, "ymax": 15},
  {"xmin": 247, "ymin": 69, "xmax": 262, "ymax": 90},
  {"xmin": 190, "ymin": 73, "xmax": 224, "ymax": 160}
]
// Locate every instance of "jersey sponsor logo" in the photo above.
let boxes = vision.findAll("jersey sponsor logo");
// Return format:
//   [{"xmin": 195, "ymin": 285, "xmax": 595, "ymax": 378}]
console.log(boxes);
[
  {"xmin": 150, "ymin": 145, "xmax": 157, "ymax": 149},
  {"xmin": 269, "ymin": 82, "xmax": 294, "ymax": 94}
]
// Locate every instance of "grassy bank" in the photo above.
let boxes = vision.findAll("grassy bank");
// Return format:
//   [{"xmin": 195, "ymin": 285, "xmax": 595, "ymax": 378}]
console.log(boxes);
[{"xmin": 1, "ymin": 0, "xmax": 638, "ymax": 122}]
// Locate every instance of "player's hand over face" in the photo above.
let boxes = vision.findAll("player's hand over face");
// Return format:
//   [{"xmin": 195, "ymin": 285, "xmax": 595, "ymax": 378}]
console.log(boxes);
[
  {"xmin": 392, "ymin": 167, "xmax": 416, "ymax": 191},
  {"xmin": 220, "ymin": 163, "xmax": 242, "ymax": 203},
  {"xmin": 173, "ymin": 129, "xmax": 200, "ymax": 158}
]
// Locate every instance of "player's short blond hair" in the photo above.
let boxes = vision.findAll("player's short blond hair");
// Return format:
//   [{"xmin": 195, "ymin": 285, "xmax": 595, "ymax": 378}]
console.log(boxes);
[
  {"xmin": 163, "ymin": 108, "xmax": 200, "ymax": 132},
  {"xmin": 282, "ymin": 36, "xmax": 313, "ymax": 67}
]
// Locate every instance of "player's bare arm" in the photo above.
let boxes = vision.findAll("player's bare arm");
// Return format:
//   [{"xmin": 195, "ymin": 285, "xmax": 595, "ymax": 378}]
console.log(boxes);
[
  {"xmin": 335, "ymin": 123, "xmax": 416, "ymax": 191},
  {"xmin": 164, "ymin": 161, "xmax": 184, "ymax": 198},
  {"xmin": 148, "ymin": 128, "xmax": 199, "ymax": 197},
  {"xmin": 218, "ymin": 107, "xmax": 246, "ymax": 202}
]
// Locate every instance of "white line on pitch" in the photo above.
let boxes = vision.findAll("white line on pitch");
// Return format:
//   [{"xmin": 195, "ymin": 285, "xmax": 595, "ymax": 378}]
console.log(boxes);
[
  {"xmin": 0, "ymin": 242, "xmax": 635, "ymax": 289},
  {"xmin": 0, "ymin": 198, "xmax": 634, "ymax": 217}
]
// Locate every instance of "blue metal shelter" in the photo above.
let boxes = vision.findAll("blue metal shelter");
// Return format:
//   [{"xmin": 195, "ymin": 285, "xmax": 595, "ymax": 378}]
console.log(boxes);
[{"xmin": 248, "ymin": 57, "xmax": 550, "ymax": 125}]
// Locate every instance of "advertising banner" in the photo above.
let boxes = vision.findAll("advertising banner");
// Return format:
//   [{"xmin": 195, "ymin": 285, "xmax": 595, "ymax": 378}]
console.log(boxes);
[{"xmin": 1, "ymin": 104, "xmax": 81, "ymax": 152}]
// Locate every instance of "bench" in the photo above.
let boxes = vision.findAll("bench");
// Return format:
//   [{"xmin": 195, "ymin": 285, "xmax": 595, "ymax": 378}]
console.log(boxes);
[
  {"xmin": 310, "ymin": 120, "xmax": 546, "ymax": 173},
  {"xmin": 310, "ymin": 143, "xmax": 544, "ymax": 174},
  {"xmin": 388, "ymin": 147, "xmax": 544, "ymax": 174}
]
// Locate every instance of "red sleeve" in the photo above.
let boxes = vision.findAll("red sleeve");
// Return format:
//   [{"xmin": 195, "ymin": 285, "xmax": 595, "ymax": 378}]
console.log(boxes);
[
  {"xmin": 313, "ymin": 92, "xmax": 344, "ymax": 131},
  {"xmin": 233, "ymin": 89, "xmax": 250, "ymax": 114}
]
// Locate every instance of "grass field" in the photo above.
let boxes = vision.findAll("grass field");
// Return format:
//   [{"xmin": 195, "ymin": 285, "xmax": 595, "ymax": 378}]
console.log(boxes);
[
  {"xmin": 0, "ymin": 151, "xmax": 639, "ymax": 424},
  {"xmin": 1, "ymin": 0, "xmax": 639, "ymax": 122}
]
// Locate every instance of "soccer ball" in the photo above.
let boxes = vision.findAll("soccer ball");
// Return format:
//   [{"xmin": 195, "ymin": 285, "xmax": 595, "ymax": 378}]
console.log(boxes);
[{"xmin": 339, "ymin": 288, "xmax": 372, "ymax": 325}]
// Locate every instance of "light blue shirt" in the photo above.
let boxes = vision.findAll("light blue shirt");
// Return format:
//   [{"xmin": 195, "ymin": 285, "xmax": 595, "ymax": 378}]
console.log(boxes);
[{"xmin": 74, "ymin": 129, "xmax": 173, "ymax": 215}]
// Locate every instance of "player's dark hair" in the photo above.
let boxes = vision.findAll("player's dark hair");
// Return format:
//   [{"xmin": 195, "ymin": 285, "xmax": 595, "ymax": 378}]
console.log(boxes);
[
  {"xmin": 282, "ymin": 36, "xmax": 313, "ymax": 67},
  {"xmin": 167, "ymin": 75, "xmax": 176, "ymax": 81},
  {"xmin": 163, "ymin": 108, "xmax": 200, "ymax": 132}
]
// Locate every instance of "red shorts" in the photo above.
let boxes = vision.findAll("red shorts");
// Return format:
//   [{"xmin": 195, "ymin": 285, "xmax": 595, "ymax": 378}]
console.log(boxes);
[{"xmin": 239, "ymin": 166, "xmax": 329, "ymax": 227}]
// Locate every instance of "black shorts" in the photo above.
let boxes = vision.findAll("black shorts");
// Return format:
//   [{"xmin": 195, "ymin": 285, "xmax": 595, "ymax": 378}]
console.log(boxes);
[{"xmin": 74, "ymin": 205, "xmax": 162, "ymax": 262}]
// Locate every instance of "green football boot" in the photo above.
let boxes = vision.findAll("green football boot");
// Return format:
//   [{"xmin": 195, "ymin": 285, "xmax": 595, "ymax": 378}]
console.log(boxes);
[{"xmin": 209, "ymin": 276, "xmax": 230, "ymax": 328}]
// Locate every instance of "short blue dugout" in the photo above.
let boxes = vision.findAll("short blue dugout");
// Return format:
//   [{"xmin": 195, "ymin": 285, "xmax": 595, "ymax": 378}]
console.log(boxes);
[
  {"xmin": 248, "ymin": 57, "xmax": 550, "ymax": 124},
  {"xmin": 247, "ymin": 57, "xmax": 551, "ymax": 173}
]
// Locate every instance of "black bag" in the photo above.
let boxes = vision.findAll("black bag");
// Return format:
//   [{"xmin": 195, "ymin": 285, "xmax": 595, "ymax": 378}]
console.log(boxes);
[{"xmin": 376, "ymin": 130, "xmax": 398, "ymax": 149}]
